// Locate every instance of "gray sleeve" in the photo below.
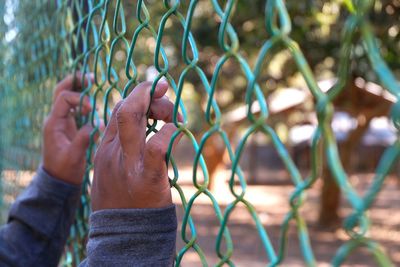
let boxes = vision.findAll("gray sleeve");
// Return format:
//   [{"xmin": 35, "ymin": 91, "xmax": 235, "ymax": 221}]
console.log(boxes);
[
  {"xmin": 0, "ymin": 166, "xmax": 81, "ymax": 267},
  {"xmin": 79, "ymin": 205, "xmax": 177, "ymax": 267}
]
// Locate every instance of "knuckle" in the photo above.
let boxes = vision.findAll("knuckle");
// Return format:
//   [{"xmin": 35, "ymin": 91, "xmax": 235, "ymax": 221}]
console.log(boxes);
[
  {"xmin": 59, "ymin": 90, "xmax": 69, "ymax": 98},
  {"xmin": 60, "ymin": 90, "xmax": 78, "ymax": 100},
  {"xmin": 144, "ymin": 168, "xmax": 167, "ymax": 185},
  {"xmin": 57, "ymin": 91, "xmax": 71, "ymax": 103},
  {"xmin": 116, "ymin": 106, "xmax": 145, "ymax": 125},
  {"xmin": 148, "ymin": 172, "xmax": 164, "ymax": 184},
  {"xmin": 146, "ymin": 141, "xmax": 166, "ymax": 158},
  {"xmin": 116, "ymin": 108, "xmax": 128, "ymax": 124}
]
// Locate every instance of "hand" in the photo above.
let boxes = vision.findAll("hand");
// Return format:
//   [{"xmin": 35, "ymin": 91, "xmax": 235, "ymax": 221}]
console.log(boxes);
[
  {"xmin": 42, "ymin": 73, "xmax": 96, "ymax": 185},
  {"xmin": 91, "ymin": 81, "xmax": 181, "ymax": 211}
]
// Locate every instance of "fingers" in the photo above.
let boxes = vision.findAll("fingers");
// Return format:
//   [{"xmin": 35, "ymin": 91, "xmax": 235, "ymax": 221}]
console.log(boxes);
[
  {"xmin": 53, "ymin": 72, "xmax": 94, "ymax": 101},
  {"xmin": 51, "ymin": 91, "xmax": 91, "ymax": 119},
  {"xmin": 151, "ymin": 80, "xmax": 169, "ymax": 99},
  {"xmin": 149, "ymin": 96, "xmax": 183, "ymax": 122},
  {"xmin": 116, "ymin": 81, "xmax": 168, "ymax": 158},
  {"xmin": 69, "ymin": 120, "xmax": 103, "ymax": 167},
  {"xmin": 143, "ymin": 123, "xmax": 182, "ymax": 180},
  {"xmin": 102, "ymin": 101, "xmax": 123, "ymax": 142},
  {"xmin": 69, "ymin": 124, "xmax": 94, "ymax": 159}
]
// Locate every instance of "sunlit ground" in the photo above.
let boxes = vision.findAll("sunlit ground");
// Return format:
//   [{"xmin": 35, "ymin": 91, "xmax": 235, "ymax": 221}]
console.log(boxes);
[
  {"xmin": 171, "ymin": 169, "xmax": 400, "ymax": 266},
  {"xmin": 1, "ymin": 169, "xmax": 399, "ymax": 266}
]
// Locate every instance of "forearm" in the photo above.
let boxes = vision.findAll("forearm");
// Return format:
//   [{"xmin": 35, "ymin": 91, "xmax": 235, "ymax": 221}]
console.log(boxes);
[
  {"xmin": 79, "ymin": 205, "xmax": 177, "ymax": 267},
  {"xmin": 0, "ymin": 167, "xmax": 81, "ymax": 267}
]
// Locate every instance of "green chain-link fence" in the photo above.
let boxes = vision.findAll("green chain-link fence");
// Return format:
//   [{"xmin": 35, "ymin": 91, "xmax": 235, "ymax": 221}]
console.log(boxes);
[{"xmin": 0, "ymin": 0, "xmax": 399, "ymax": 266}]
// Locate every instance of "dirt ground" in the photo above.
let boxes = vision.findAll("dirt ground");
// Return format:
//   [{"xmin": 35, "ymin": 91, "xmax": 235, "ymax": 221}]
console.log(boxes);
[
  {"xmin": 172, "ymin": 170, "xmax": 400, "ymax": 266},
  {"xmin": 1, "ymin": 169, "xmax": 399, "ymax": 266}
]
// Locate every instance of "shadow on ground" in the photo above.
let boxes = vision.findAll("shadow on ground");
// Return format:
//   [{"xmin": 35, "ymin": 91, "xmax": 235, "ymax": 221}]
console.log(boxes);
[{"xmin": 173, "ymin": 174, "xmax": 400, "ymax": 266}]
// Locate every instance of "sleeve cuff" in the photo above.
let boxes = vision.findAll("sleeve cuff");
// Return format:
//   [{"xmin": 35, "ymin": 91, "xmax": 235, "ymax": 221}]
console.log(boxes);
[
  {"xmin": 89, "ymin": 205, "xmax": 177, "ymax": 235},
  {"xmin": 85, "ymin": 205, "xmax": 177, "ymax": 266},
  {"xmin": 8, "ymin": 166, "xmax": 81, "ymax": 237},
  {"xmin": 35, "ymin": 166, "xmax": 81, "ymax": 198}
]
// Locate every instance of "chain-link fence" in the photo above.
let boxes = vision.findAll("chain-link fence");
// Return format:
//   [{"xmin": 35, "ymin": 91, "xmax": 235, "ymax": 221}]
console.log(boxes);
[{"xmin": 0, "ymin": 0, "xmax": 399, "ymax": 266}]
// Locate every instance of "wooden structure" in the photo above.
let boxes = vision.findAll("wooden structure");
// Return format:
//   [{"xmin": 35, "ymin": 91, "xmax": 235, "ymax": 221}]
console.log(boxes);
[{"xmin": 201, "ymin": 77, "xmax": 396, "ymax": 226}]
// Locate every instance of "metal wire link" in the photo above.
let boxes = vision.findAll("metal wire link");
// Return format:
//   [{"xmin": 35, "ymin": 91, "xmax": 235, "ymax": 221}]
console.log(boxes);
[{"xmin": 0, "ymin": 0, "xmax": 398, "ymax": 266}]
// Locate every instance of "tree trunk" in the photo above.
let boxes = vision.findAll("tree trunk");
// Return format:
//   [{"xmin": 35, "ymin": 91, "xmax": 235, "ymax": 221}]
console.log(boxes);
[
  {"xmin": 319, "ymin": 162, "xmax": 341, "ymax": 226},
  {"xmin": 319, "ymin": 113, "xmax": 372, "ymax": 227}
]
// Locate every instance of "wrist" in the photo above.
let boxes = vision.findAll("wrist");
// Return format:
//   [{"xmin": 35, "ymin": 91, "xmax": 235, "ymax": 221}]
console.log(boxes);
[
  {"xmin": 41, "ymin": 164, "xmax": 83, "ymax": 186},
  {"xmin": 36, "ymin": 165, "xmax": 81, "ymax": 197}
]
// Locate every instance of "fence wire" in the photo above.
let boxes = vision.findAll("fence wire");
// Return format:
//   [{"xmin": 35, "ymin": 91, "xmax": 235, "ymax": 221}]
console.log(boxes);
[{"xmin": 0, "ymin": 0, "xmax": 399, "ymax": 266}]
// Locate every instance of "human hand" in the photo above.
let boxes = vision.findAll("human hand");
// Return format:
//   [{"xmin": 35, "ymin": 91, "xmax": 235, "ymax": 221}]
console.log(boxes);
[
  {"xmin": 91, "ymin": 81, "xmax": 181, "ymax": 211},
  {"xmin": 42, "ymin": 73, "xmax": 97, "ymax": 185}
]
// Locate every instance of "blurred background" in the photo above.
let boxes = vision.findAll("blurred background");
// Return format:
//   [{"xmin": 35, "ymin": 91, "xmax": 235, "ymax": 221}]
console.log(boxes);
[{"xmin": 0, "ymin": 0, "xmax": 399, "ymax": 266}]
